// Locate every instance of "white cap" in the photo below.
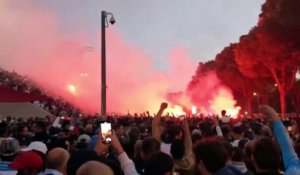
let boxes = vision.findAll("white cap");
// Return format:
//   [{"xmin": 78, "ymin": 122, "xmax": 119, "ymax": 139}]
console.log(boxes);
[
  {"xmin": 21, "ymin": 141, "xmax": 48, "ymax": 154},
  {"xmin": 78, "ymin": 134, "xmax": 91, "ymax": 143}
]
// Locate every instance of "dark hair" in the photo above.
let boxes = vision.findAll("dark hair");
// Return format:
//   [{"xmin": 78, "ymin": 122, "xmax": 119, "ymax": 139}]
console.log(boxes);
[
  {"xmin": 145, "ymin": 152, "xmax": 173, "ymax": 175},
  {"xmin": 194, "ymin": 138, "xmax": 228, "ymax": 173},
  {"xmin": 165, "ymin": 125, "xmax": 182, "ymax": 143},
  {"xmin": 170, "ymin": 139, "xmax": 185, "ymax": 160},
  {"xmin": 34, "ymin": 121, "xmax": 47, "ymax": 131},
  {"xmin": 0, "ymin": 122, "xmax": 8, "ymax": 137},
  {"xmin": 221, "ymin": 110, "xmax": 226, "ymax": 116},
  {"xmin": 142, "ymin": 137, "xmax": 160, "ymax": 159},
  {"xmin": 128, "ymin": 127, "xmax": 140, "ymax": 143},
  {"xmin": 217, "ymin": 137, "xmax": 233, "ymax": 159},
  {"xmin": 252, "ymin": 137, "xmax": 281, "ymax": 171},
  {"xmin": 232, "ymin": 147, "xmax": 244, "ymax": 162},
  {"xmin": 232, "ymin": 126, "xmax": 244, "ymax": 135}
]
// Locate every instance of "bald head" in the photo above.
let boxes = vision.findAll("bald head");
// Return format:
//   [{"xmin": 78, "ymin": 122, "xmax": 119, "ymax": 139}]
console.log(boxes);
[
  {"xmin": 46, "ymin": 148, "xmax": 70, "ymax": 171},
  {"xmin": 76, "ymin": 161, "xmax": 114, "ymax": 175}
]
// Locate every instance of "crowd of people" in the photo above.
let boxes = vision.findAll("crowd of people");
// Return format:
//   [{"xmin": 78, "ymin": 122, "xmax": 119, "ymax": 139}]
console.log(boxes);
[
  {"xmin": 0, "ymin": 103, "xmax": 300, "ymax": 175},
  {"xmin": 1, "ymin": 70, "xmax": 300, "ymax": 175},
  {"xmin": 0, "ymin": 69, "xmax": 81, "ymax": 117}
]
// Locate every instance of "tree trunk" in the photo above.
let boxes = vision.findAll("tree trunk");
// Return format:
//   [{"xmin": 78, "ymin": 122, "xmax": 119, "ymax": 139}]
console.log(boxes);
[
  {"xmin": 246, "ymin": 97, "xmax": 252, "ymax": 114},
  {"xmin": 279, "ymin": 89, "xmax": 286, "ymax": 118}
]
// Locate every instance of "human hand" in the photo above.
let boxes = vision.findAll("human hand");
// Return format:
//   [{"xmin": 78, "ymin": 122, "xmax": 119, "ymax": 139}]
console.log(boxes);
[
  {"xmin": 94, "ymin": 132, "xmax": 109, "ymax": 156},
  {"xmin": 260, "ymin": 105, "xmax": 280, "ymax": 121},
  {"xmin": 182, "ymin": 118, "xmax": 189, "ymax": 132},
  {"xmin": 160, "ymin": 102, "xmax": 168, "ymax": 111},
  {"xmin": 111, "ymin": 131, "xmax": 124, "ymax": 155}
]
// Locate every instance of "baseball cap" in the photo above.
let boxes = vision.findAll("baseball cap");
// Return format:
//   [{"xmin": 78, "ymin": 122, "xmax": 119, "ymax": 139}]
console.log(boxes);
[
  {"xmin": 21, "ymin": 141, "xmax": 47, "ymax": 154},
  {"xmin": 10, "ymin": 151, "xmax": 43, "ymax": 170},
  {"xmin": 78, "ymin": 134, "xmax": 91, "ymax": 143},
  {"xmin": 0, "ymin": 138, "xmax": 20, "ymax": 157}
]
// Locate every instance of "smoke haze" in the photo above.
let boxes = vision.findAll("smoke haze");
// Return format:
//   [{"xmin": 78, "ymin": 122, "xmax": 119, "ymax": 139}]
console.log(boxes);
[{"xmin": 0, "ymin": 1, "xmax": 239, "ymax": 116}]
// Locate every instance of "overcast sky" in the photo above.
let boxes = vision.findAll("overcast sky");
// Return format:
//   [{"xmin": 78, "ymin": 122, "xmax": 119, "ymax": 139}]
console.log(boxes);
[{"xmin": 38, "ymin": 0, "xmax": 264, "ymax": 70}]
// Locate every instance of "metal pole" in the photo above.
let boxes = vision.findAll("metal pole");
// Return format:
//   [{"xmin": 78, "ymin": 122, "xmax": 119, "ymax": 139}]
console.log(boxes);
[{"xmin": 101, "ymin": 11, "xmax": 106, "ymax": 117}]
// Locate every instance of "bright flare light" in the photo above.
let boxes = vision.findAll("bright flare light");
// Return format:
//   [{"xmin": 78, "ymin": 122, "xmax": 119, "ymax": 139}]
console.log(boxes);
[
  {"xmin": 227, "ymin": 106, "xmax": 241, "ymax": 118},
  {"xmin": 210, "ymin": 89, "xmax": 241, "ymax": 119},
  {"xmin": 192, "ymin": 106, "xmax": 197, "ymax": 115},
  {"xmin": 165, "ymin": 105, "xmax": 185, "ymax": 117},
  {"xmin": 68, "ymin": 84, "xmax": 77, "ymax": 95},
  {"xmin": 296, "ymin": 70, "xmax": 300, "ymax": 81}
]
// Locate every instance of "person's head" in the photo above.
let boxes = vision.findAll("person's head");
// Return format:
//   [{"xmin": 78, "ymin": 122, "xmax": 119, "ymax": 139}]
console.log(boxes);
[
  {"xmin": 114, "ymin": 124, "xmax": 124, "ymax": 135},
  {"xmin": 145, "ymin": 152, "xmax": 174, "ymax": 175},
  {"xmin": 170, "ymin": 139, "xmax": 185, "ymax": 160},
  {"xmin": 194, "ymin": 138, "xmax": 228, "ymax": 175},
  {"xmin": 76, "ymin": 161, "xmax": 114, "ymax": 175},
  {"xmin": 0, "ymin": 138, "xmax": 20, "ymax": 161},
  {"xmin": 85, "ymin": 124, "xmax": 94, "ymax": 135},
  {"xmin": 217, "ymin": 137, "xmax": 233, "ymax": 161},
  {"xmin": 128, "ymin": 127, "xmax": 140, "ymax": 143},
  {"xmin": 232, "ymin": 126, "xmax": 244, "ymax": 139},
  {"xmin": 32, "ymin": 121, "xmax": 46, "ymax": 133},
  {"xmin": 141, "ymin": 137, "xmax": 160, "ymax": 160},
  {"xmin": 232, "ymin": 147, "xmax": 245, "ymax": 162},
  {"xmin": 67, "ymin": 150, "xmax": 121, "ymax": 175},
  {"xmin": 46, "ymin": 148, "xmax": 70, "ymax": 175},
  {"xmin": 252, "ymin": 137, "xmax": 281, "ymax": 173},
  {"xmin": 17, "ymin": 125, "xmax": 29, "ymax": 136},
  {"xmin": 10, "ymin": 151, "xmax": 44, "ymax": 175},
  {"xmin": 165, "ymin": 125, "xmax": 182, "ymax": 143},
  {"xmin": 221, "ymin": 110, "xmax": 226, "ymax": 117},
  {"xmin": 0, "ymin": 122, "xmax": 9, "ymax": 137}
]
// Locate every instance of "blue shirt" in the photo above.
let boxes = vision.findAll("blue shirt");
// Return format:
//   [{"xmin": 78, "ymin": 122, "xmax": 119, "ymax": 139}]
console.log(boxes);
[
  {"xmin": 0, "ymin": 161, "xmax": 17, "ymax": 175},
  {"xmin": 272, "ymin": 120, "xmax": 300, "ymax": 175}
]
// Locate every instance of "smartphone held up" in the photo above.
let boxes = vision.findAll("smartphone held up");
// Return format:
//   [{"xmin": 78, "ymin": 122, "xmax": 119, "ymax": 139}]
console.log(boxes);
[{"xmin": 100, "ymin": 122, "xmax": 112, "ymax": 144}]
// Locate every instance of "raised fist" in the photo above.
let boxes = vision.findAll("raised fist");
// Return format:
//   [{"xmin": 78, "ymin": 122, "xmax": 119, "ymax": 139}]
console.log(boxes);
[
  {"xmin": 160, "ymin": 102, "xmax": 168, "ymax": 110},
  {"xmin": 260, "ymin": 105, "xmax": 278, "ymax": 120}
]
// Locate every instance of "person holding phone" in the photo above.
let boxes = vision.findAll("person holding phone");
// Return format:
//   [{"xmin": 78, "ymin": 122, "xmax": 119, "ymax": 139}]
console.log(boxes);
[
  {"xmin": 153, "ymin": 103, "xmax": 195, "ymax": 175},
  {"xmin": 90, "ymin": 121, "xmax": 139, "ymax": 175}
]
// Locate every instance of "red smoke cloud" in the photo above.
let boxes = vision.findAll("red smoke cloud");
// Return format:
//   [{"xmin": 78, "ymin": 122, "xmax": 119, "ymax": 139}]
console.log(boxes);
[{"xmin": 0, "ymin": 1, "xmax": 239, "ymax": 116}]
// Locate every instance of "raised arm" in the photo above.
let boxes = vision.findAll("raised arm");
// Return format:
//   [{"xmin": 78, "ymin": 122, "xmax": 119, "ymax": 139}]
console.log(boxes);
[
  {"xmin": 152, "ymin": 102, "xmax": 168, "ymax": 141},
  {"xmin": 213, "ymin": 116, "xmax": 223, "ymax": 137},
  {"xmin": 111, "ymin": 131, "xmax": 139, "ymax": 175},
  {"xmin": 261, "ymin": 105, "xmax": 300, "ymax": 170},
  {"xmin": 182, "ymin": 119, "xmax": 193, "ymax": 155},
  {"xmin": 180, "ymin": 119, "xmax": 195, "ymax": 169}
]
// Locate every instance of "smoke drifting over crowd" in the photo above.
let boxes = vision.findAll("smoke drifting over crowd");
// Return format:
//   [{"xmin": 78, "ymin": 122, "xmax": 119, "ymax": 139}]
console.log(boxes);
[{"xmin": 0, "ymin": 1, "xmax": 240, "ymax": 116}]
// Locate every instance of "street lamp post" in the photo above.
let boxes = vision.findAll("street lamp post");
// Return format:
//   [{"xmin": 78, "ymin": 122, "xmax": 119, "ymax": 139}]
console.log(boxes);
[{"xmin": 101, "ymin": 11, "xmax": 115, "ymax": 117}]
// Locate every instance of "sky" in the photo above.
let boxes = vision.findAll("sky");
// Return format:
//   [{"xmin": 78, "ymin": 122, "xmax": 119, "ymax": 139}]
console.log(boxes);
[{"xmin": 38, "ymin": 0, "xmax": 264, "ymax": 70}]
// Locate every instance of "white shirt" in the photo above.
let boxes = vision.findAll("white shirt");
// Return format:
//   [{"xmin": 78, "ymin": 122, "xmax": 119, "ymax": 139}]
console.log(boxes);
[
  {"xmin": 220, "ymin": 116, "xmax": 230, "ymax": 123},
  {"xmin": 160, "ymin": 142, "xmax": 171, "ymax": 156}
]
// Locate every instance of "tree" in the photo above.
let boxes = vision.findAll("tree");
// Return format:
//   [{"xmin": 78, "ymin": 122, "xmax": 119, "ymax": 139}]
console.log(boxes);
[
  {"xmin": 214, "ymin": 44, "xmax": 256, "ymax": 113},
  {"xmin": 235, "ymin": 25, "xmax": 300, "ymax": 117},
  {"xmin": 235, "ymin": 0, "xmax": 300, "ymax": 117},
  {"xmin": 290, "ymin": 80, "xmax": 300, "ymax": 115}
]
